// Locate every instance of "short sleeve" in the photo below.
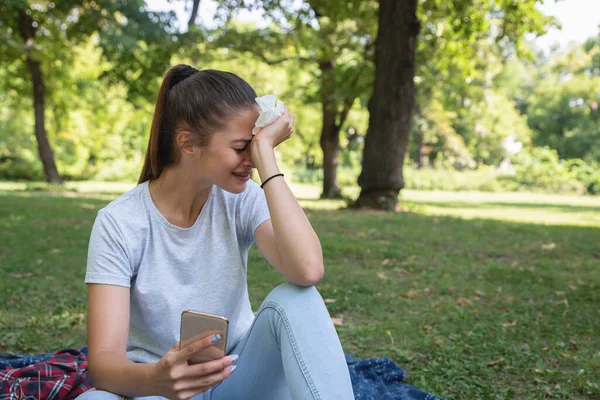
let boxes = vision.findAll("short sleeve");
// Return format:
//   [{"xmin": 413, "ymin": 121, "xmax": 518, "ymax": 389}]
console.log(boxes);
[
  {"xmin": 85, "ymin": 210, "xmax": 134, "ymax": 288},
  {"xmin": 239, "ymin": 180, "xmax": 271, "ymax": 247}
]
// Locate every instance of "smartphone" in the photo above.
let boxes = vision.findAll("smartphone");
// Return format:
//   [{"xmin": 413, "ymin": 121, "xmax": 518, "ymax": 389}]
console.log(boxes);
[{"xmin": 179, "ymin": 310, "xmax": 229, "ymax": 365}]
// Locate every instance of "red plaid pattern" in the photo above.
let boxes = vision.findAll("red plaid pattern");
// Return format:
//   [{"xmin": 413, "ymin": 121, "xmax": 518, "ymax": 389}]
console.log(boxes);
[{"xmin": 0, "ymin": 349, "xmax": 93, "ymax": 400}]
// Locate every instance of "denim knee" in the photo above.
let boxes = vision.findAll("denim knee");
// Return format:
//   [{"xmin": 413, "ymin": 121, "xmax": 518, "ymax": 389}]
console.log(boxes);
[
  {"xmin": 75, "ymin": 389, "xmax": 125, "ymax": 400},
  {"xmin": 262, "ymin": 282, "xmax": 324, "ymax": 311}
]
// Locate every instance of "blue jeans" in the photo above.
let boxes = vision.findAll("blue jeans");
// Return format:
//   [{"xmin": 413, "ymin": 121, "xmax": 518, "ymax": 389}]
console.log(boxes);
[{"xmin": 77, "ymin": 283, "xmax": 355, "ymax": 400}]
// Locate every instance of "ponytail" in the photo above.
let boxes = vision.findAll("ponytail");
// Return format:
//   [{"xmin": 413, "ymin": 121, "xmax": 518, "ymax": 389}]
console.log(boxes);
[{"xmin": 138, "ymin": 65, "xmax": 199, "ymax": 183}]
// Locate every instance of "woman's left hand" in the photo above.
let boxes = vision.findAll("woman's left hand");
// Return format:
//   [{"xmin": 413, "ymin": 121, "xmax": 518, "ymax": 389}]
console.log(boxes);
[{"xmin": 252, "ymin": 107, "xmax": 295, "ymax": 150}]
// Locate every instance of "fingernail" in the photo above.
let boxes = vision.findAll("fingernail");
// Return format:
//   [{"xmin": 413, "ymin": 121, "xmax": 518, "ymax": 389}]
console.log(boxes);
[
  {"xmin": 210, "ymin": 334, "xmax": 222, "ymax": 343},
  {"xmin": 229, "ymin": 365, "xmax": 237, "ymax": 373},
  {"xmin": 230, "ymin": 354, "xmax": 239, "ymax": 364}
]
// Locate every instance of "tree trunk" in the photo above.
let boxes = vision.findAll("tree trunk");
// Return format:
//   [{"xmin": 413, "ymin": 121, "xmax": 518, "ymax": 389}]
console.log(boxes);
[
  {"xmin": 188, "ymin": 0, "xmax": 201, "ymax": 28},
  {"xmin": 319, "ymin": 60, "xmax": 343, "ymax": 199},
  {"xmin": 18, "ymin": 11, "xmax": 63, "ymax": 183},
  {"xmin": 356, "ymin": 0, "xmax": 419, "ymax": 210}
]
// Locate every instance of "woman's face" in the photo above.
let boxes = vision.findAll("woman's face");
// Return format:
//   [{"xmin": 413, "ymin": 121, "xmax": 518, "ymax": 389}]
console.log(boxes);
[{"xmin": 196, "ymin": 108, "xmax": 259, "ymax": 193}]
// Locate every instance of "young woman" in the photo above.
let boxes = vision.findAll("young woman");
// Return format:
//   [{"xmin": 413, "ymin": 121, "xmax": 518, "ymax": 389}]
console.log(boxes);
[{"xmin": 77, "ymin": 64, "xmax": 355, "ymax": 400}]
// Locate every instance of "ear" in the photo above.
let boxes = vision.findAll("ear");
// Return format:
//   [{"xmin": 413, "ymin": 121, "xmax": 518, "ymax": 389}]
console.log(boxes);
[{"xmin": 175, "ymin": 131, "xmax": 199, "ymax": 157}]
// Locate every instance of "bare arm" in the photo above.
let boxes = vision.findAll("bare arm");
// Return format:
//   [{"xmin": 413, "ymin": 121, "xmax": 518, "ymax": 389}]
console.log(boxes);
[
  {"xmin": 87, "ymin": 284, "xmax": 236, "ymax": 399},
  {"xmin": 86, "ymin": 284, "xmax": 157, "ymax": 397},
  {"xmin": 251, "ymin": 111, "xmax": 324, "ymax": 286}
]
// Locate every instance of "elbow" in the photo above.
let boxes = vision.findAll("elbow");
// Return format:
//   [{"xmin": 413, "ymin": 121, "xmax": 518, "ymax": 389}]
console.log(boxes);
[
  {"xmin": 87, "ymin": 355, "xmax": 104, "ymax": 389},
  {"xmin": 86, "ymin": 351, "xmax": 119, "ymax": 391},
  {"xmin": 302, "ymin": 263, "xmax": 324, "ymax": 286}
]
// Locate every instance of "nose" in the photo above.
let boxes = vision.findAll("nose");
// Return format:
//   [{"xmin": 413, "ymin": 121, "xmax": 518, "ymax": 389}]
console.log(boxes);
[{"xmin": 243, "ymin": 146, "xmax": 255, "ymax": 168}]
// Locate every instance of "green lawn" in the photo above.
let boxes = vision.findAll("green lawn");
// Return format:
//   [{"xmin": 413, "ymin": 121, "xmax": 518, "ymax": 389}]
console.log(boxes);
[{"xmin": 0, "ymin": 182, "xmax": 598, "ymax": 399}]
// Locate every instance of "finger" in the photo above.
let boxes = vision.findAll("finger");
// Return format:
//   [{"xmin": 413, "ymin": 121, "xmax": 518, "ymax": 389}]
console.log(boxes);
[
  {"xmin": 263, "ymin": 114, "xmax": 284, "ymax": 131},
  {"xmin": 176, "ymin": 333, "xmax": 222, "ymax": 364},
  {"xmin": 277, "ymin": 112, "xmax": 288, "ymax": 124},
  {"xmin": 170, "ymin": 341, "xmax": 180, "ymax": 351},
  {"xmin": 185, "ymin": 354, "xmax": 236, "ymax": 378},
  {"xmin": 176, "ymin": 366, "xmax": 235, "ymax": 393}
]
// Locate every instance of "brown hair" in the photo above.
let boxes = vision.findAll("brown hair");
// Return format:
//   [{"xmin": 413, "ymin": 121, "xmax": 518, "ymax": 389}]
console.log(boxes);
[{"xmin": 138, "ymin": 64, "xmax": 258, "ymax": 183}]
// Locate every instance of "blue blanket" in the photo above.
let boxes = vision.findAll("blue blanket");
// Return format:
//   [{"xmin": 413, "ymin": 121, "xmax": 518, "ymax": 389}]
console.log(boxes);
[{"xmin": 0, "ymin": 348, "xmax": 444, "ymax": 400}]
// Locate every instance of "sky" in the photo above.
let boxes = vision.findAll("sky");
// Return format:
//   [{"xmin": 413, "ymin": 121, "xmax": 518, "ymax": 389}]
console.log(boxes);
[
  {"xmin": 146, "ymin": 0, "xmax": 600, "ymax": 53},
  {"xmin": 533, "ymin": 0, "xmax": 600, "ymax": 52}
]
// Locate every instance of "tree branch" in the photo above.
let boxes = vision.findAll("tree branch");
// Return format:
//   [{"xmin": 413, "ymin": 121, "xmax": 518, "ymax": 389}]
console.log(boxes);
[
  {"xmin": 335, "ymin": 66, "xmax": 366, "ymax": 129},
  {"xmin": 337, "ymin": 96, "xmax": 355, "ymax": 130}
]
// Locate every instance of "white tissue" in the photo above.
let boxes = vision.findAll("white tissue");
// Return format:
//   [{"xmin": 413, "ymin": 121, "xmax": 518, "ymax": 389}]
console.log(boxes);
[{"xmin": 252, "ymin": 94, "xmax": 285, "ymax": 135}]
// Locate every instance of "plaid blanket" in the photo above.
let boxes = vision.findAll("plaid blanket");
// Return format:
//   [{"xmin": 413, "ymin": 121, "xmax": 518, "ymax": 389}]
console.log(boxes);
[
  {"xmin": 0, "ymin": 349, "xmax": 92, "ymax": 400},
  {"xmin": 0, "ymin": 348, "xmax": 444, "ymax": 400}
]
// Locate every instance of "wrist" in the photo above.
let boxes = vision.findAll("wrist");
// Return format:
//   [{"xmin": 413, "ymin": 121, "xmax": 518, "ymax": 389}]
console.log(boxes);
[
  {"xmin": 260, "ymin": 173, "xmax": 284, "ymax": 189},
  {"xmin": 252, "ymin": 142, "xmax": 279, "ymax": 180},
  {"xmin": 252, "ymin": 138, "xmax": 274, "ymax": 159},
  {"xmin": 145, "ymin": 362, "xmax": 160, "ymax": 394}
]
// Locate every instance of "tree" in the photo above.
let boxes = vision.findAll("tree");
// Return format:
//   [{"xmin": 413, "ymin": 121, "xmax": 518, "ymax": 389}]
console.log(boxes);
[
  {"xmin": 492, "ymin": 32, "xmax": 600, "ymax": 162},
  {"xmin": 409, "ymin": 99, "xmax": 475, "ymax": 169},
  {"xmin": 1, "ymin": 4, "xmax": 64, "ymax": 182},
  {"xmin": 356, "ymin": 0, "xmax": 553, "ymax": 210},
  {"xmin": 527, "ymin": 39, "xmax": 600, "ymax": 161},
  {"xmin": 355, "ymin": 0, "xmax": 418, "ymax": 210},
  {"xmin": 0, "ymin": 0, "xmax": 178, "ymax": 182}
]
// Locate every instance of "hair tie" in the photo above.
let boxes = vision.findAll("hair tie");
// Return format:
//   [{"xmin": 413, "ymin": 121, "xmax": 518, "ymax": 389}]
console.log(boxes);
[
  {"xmin": 260, "ymin": 173, "xmax": 284, "ymax": 189},
  {"xmin": 169, "ymin": 65, "xmax": 198, "ymax": 89}
]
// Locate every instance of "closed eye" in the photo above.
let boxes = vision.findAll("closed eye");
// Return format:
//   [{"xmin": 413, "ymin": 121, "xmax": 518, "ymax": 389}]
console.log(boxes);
[{"xmin": 232, "ymin": 138, "xmax": 252, "ymax": 153}]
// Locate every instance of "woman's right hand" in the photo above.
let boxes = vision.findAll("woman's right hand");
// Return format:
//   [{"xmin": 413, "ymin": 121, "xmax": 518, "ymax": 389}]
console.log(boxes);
[{"xmin": 151, "ymin": 334, "xmax": 237, "ymax": 400}]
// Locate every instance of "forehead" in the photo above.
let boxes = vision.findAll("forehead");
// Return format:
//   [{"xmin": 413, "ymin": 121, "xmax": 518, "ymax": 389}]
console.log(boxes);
[{"xmin": 215, "ymin": 108, "xmax": 258, "ymax": 141}]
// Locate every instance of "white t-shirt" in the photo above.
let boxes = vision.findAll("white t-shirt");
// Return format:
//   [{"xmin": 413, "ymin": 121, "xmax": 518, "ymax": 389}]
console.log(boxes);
[{"xmin": 85, "ymin": 179, "xmax": 271, "ymax": 363}]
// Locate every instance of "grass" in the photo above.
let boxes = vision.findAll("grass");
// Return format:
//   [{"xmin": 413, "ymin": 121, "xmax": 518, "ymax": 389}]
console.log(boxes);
[{"xmin": 0, "ymin": 181, "xmax": 599, "ymax": 399}]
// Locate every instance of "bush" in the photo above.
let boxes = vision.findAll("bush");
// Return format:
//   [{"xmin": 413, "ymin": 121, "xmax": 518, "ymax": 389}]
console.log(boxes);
[
  {"xmin": 514, "ymin": 148, "xmax": 575, "ymax": 190},
  {"xmin": 567, "ymin": 158, "xmax": 600, "ymax": 195},
  {"xmin": 4, "ymin": 146, "xmax": 597, "ymax": 196},
  {"xmin": 508, "ymin": 147, "xmax": 587, "ymax": 194},
  {"xmin": 92, "ymin": 159, "xmax": 141, "ymax": 182},
  {"xmin": 289, "ymin": 167, "xmax": 322, "ymax": 184},
  {"xmin": 403, "ymin": 166, "xmax": 502, "ymax": 191},
  {"xmin": 288, "ymin": 147, "xmax": 599, "ymax": 196},
  {"xmin": 288, "ymin": 166, "xmax": 359, "ymax": 187},
  {"xmin": 0, "ymin": 156, "xmax": 44, "ymax": 181},
  {"xmin": 404, "ymin": 148, "xmax": 598, "ymax": 195}
]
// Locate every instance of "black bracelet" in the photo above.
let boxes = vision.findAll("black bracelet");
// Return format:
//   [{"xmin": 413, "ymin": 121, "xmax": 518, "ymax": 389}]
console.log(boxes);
[{"xmin": 260, "ymin": 173, "xmax": 284, "ymax": 189}]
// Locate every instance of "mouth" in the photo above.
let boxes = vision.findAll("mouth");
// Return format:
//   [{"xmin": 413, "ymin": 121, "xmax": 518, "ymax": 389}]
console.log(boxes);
[{"xmin": 232, "ymin": 171, "xmax": 251, "ymax": 182}]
